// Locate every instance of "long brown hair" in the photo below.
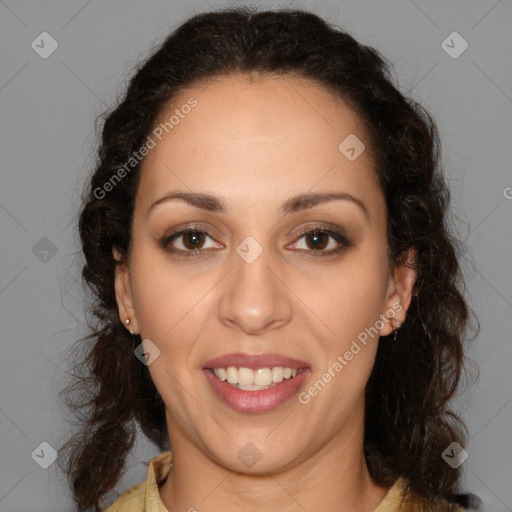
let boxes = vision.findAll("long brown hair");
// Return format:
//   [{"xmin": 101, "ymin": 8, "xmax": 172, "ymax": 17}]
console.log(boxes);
[{"xmin": 59, "ymin": 6, "xmax": 477, "ymax": 510}]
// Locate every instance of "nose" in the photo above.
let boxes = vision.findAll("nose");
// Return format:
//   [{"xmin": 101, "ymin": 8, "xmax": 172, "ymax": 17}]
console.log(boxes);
[{"xmin": 218, "ymin": 244, "xmax": 292, "ymax": 334}]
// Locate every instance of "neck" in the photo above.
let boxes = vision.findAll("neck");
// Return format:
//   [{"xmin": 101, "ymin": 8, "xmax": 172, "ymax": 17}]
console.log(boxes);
[{"xmin": 159, "ymin": 412, "xmax": 389, "ymax": 512}]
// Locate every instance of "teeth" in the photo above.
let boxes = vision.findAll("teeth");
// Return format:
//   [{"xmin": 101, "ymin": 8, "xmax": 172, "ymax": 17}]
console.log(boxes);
[
  {"xmin": 240, "ymin": 367, "xmax": 258, "ymax": 386},
  {"xmin": 272, "ymin": 366, "xmax": 283, "ymax": 383},
  {"xmin": 212, "ymin": 366, "xmax": 301, "ymax": 389},
  {"xmin": 226, "ymin": 367, "xmax": 238, "ymax": 384},
  {"xmin": 255, "ymin": 368, "xmax": 273, "ymax": 386}
]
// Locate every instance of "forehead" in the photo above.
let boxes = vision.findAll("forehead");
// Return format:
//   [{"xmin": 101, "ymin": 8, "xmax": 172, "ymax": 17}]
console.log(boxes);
[{"xmin": 137, "ymin": 73, "xmax": 382, "ymax": 216}]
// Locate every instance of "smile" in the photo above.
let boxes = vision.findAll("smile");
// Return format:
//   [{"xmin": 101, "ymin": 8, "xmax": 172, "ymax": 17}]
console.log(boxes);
[{"xmin": 203, "ymin": 352, "xmax": 311, "ymax": 413}]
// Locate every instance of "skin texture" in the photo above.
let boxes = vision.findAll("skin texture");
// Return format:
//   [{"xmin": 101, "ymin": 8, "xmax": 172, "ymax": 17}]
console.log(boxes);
[{"xmin": 114, "ymin": 73, "xmax": 417, "ymax": 512}]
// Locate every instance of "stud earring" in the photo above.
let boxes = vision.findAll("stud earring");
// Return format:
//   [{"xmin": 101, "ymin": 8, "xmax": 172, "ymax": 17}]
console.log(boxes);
[{"xmin": 124, "ymin": 318, "xmax": 134, "ymax": 335}]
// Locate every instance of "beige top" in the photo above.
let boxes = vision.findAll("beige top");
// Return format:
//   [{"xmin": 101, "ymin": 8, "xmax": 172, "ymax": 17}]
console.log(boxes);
[{"xmin": 103, "ymin": 451, "xmax": 464, "ymax": 512}]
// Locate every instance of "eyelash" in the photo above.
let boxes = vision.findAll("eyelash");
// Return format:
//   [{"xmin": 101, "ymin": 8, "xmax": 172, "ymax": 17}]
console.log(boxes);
[{"xmin": 161, "ymin": 224, "xmax": 351, "ymax": 259}]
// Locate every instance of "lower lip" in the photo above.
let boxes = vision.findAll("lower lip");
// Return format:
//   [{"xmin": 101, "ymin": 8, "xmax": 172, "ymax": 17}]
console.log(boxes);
[{"xmin": 203, "ymin": 368, "xmax": 311, "ymax": 413}]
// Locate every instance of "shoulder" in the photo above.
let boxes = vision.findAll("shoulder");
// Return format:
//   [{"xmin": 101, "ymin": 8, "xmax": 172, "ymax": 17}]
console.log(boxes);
[
  {"xmin": 102, "ymin": 451, "xmax": 173, "ymax": 512},
  {"xmin": 378, "ymin": 477, "xmax": 466, "ymax": 512},
  {"xmin": 102, "ymin": 481, "xmax": 146, "ymax": 512},
  {"xmin": 409, "ymin": 496, "xmax": 466, "ymax": 512}
]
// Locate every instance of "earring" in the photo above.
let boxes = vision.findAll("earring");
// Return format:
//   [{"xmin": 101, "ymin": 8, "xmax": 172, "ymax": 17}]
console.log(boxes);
[
  {"xmin": 125, "ymin": 318, "xmax": 134, "ymax": 335},
  {"xmin": 393, "ymin": 319, "xmax": 402, "ymax": 341}
]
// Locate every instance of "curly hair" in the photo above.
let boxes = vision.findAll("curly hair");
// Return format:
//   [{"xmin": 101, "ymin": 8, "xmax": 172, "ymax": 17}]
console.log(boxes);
[{"xmin": 59, "ymin": 6, "xmax": 477, "ymax": 511}]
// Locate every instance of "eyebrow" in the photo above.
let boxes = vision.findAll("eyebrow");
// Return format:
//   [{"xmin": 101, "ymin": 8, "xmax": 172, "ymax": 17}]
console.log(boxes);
[{"xmin": 148, "ymin": 190, "xmax": 369, "ymax": 220}]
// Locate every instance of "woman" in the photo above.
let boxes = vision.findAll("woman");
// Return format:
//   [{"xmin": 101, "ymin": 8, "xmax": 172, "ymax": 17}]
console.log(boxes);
[{"xmin": 60, "ymin": 7, "xmax": 475, "ymax": 511}]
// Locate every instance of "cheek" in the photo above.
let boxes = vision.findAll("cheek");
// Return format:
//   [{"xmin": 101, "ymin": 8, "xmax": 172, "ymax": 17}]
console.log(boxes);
[
  {"xmin": 128, "ymin": 241, "xmax": 220, "ymax": 378},
  {"xmin": 129, "ymin": 257, "xmax": 206, "ymax": 415},
  {"xmin": 292, "ymin": 252, "xmax": 389, "ymax": 338},
  {"xmin": 130, "ymin": 239, "xmax": 199, "ymax": 335}
]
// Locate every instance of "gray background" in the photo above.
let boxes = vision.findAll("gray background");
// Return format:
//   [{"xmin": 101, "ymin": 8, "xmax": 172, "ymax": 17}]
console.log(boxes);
[{"xmin": 1, "ymin": 0, "xmax": 511, "ymax": 511}]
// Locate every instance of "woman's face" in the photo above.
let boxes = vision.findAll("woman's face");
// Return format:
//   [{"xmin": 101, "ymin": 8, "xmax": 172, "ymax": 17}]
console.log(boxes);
[{"xmin": 115, "ymin": 73, "xmax": 415, "ymax": 473}]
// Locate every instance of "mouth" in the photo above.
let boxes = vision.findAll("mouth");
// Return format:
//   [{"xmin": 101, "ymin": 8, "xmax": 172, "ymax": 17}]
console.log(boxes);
[{"xmin": 203, "ymin": 352, "xmax": 311, "ymax": 413}]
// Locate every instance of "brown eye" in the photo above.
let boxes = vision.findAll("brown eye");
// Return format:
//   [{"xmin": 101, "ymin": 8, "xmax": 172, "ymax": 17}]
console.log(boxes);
[
  {"xmin": 304, "ymin": 230, "xmax": 329, "ymax": 250},
  {"xmin": 161, "ymin": 228, "xmax": 222, "ymax": 258},
  {"xmin": 180, "ymin": 230, "xmax": 206, "ymax": 250},
  {"xmin": 291, "ymin": 226, "xmax": 351, "ymax": 256}
]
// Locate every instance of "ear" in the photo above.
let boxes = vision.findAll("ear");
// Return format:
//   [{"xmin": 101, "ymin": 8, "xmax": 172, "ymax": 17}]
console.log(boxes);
[
  {"xmin": 113, "ymin": 246, "xmax": 140, "ymax": 335},
  {"xmin": 379, "ymin": 248, "xmax": 418, "ymax": 337}
]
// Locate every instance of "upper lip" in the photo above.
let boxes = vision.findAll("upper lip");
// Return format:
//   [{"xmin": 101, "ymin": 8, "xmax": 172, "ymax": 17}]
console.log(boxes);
[{"xmin": 203, "ymin": 352, "xmax": 310, "ymax": 370}]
